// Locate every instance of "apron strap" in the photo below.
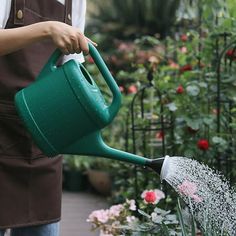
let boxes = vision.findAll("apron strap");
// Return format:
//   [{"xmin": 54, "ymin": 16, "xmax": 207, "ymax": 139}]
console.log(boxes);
[
  {"xmin": 64, "ymin": 0, "xmax": 72, "ymax": 25},
  {"xmin": 14, "ymin": 0, "xmax": 25, "ymax": 25}
]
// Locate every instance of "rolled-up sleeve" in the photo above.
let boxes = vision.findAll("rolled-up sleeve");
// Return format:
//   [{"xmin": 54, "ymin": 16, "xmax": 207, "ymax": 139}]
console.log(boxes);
[
  {"xmin": 0, "ymin": 0, "xmax": 12, "ymax": 29},
  {"xmin": 63, "ymin": 0, "xmax": 87, "ymax": 63}
]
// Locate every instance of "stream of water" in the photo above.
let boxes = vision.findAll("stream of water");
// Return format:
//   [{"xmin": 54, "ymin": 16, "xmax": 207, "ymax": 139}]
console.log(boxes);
[{"xmin": 161, "ymin": 156, "xmax": 236, "ymax": 235}]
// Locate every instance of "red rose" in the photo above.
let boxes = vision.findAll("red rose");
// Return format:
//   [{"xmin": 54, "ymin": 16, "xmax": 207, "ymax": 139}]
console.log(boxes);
[
  {"xmin": 197, "ymin": 139, "xmax": 209, "ymax": 150},
  {"xmin": 176, "ymin": 85, "xmax": 184, "ymax": 94},
  {"xmin": 226, "ymin": 49, "xmax": 236, "ymax": 60},
  {"xmin": 180, "ymin": 64, "xmax": 192, "ymax": 73},
  {"xmin": 144, "ymin": 192, "xmax": 157, "ymax": 203},
  {"xmin": 181, "ymin": 34, "xmax": 188, "ymax": 42},
  {"xmin": 155, "ymin": 131, "xmax": 164, "ymax": 140},
  {"xmin": 128, "ymin": 85, "xmax": 138, "ymax": 94}
]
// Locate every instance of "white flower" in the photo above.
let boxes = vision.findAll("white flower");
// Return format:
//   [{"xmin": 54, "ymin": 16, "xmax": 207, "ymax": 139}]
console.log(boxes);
[
  {"xmin": 126, "ymin": 199, "xmax": 136, "ymax": 211},
  {"xmin": 126, "ymin": 216, "xmax": 137, "ymax": 223},
  {"xmin": 151, "ymin": 212, "xmax": 163, "ymax": 223}
]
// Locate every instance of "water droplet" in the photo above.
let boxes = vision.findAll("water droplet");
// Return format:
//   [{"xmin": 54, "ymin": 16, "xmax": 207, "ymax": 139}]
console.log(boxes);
[{"xmin": 161, "ymin": 156, "xmax": 236, "ymax": 235}]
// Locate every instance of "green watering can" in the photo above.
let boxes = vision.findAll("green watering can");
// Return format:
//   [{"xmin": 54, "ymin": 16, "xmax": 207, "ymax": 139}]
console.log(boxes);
[{"xmin": 14, "ymin": 43, "xmax": 164, "ymax": 173}]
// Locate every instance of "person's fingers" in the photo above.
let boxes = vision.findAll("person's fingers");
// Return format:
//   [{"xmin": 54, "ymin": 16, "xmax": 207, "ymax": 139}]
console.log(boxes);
[
  {"xmin": 78, "ymin": 33, "xmax": 89, "ymax": 55},
  {"xmin": 62, "ymin": 47, "xmax": 70, "ymax": 55},
  {"xmin": 85, "ymin": 36, "xmax": 98, "ymax": 47},
  {"xmin": 66, "ymin": 42, "xmax": 74, "ymax": 54},
  {"xmin": 72, "ymin": 37, "xmax": 81, "ymax": 54}
]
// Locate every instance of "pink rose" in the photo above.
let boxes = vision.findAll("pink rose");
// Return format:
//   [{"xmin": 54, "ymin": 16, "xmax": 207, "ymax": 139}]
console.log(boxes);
[
  {"xmin": 128, "ymin": 85, "xmax": 138, "ymax": 94},
  {"xmin": 141, "ymin": 189, "xmax": 165, "ymax": 205},
  {"xmin": 177, "ymin": 180, "xmax": 202, "ymax": 203}
]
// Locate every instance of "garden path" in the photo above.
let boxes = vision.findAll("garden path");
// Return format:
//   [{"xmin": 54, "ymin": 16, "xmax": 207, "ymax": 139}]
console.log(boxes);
[
  {"xmin": 60, "ymin": 191, "xmax": 108, "ymax": 236},
  {"xmin": 4, "ymin": 191, "xmax": 107, "ymax": 236}
]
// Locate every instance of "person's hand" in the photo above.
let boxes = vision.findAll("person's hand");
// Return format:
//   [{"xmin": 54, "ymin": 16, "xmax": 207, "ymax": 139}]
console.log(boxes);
[{"xmin": 47, "ymin": 21, "xmax": 95, "ymax": 55}]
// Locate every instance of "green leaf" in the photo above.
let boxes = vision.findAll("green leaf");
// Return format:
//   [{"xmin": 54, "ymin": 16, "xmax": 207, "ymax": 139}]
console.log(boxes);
[
  {"xmin": 198, "ymin": 82, "xmax": 208, "ymax": 88},
  {"xmin": 161, "ymin": 222, "xmax": 171, "ymax": 236},
  {"xmin": 137, "ymin": 209, "xmax": 151, "ymax": 219},
  {"xmin": 191, "ymin": 215, "xmax": 196, "ymax": 236},
  {"xmin": 203, "ymin": 117, "xmax": 214, "ymax": 125},
  {"xmin": 177, "ymin": 198, "xmax": 188, "ymax": 236},
  {"xmin": 212, "ymin": 136, "xmax": 227, "ymax": 146},
  {"xmin": 186, "ymin": 118, "xmax": 200, "ymax": 130}
]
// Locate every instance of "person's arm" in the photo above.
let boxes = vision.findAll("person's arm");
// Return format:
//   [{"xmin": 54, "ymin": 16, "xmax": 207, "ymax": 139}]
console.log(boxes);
[{"xmin": 0, "ymin": 21, "xmax": 89, "ymax": 56}]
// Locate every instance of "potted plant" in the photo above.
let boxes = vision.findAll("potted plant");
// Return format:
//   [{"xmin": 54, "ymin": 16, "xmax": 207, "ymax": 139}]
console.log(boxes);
[
  {"xmin": 86, "ymin": 158, "xmax": 114, "ymax": 196},
  {"xmin": 63, "ymin": 155, "xmax": 92, "ymax": 192}
]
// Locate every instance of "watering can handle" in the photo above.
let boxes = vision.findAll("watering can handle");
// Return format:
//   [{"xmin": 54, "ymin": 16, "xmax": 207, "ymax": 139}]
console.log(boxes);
[
  {"xmin": 88, "ymin": 43, "xmax": 121, "ymax": 121},
  {"xmin": 37, "ymin": 43, "xmax": 121, "ymax": 121}
]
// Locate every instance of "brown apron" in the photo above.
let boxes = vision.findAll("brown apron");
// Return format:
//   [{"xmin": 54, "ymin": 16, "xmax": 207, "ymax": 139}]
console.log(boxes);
[{"xmin": 0, "ymin": 0, "xmax": 72, "ymax": 229}]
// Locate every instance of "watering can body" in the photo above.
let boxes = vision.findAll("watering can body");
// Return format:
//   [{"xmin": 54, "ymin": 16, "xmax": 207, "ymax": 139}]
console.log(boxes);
[{"xmin": 15, "ymin": 43, "xmax": 163, "ymax": 171}]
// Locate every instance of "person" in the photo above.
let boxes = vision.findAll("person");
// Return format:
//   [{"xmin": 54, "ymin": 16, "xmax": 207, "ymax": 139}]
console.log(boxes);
[{"xmin": 0, "ymin": 0, "xmax": 93, "ymax": 235}]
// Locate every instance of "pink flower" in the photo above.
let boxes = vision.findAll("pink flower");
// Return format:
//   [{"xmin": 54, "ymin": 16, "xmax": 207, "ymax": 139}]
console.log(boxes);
[
  {"xmin": 126, "ymin": 216, "xmax": 137, "ymax": 223},
  {"xmin": 148, "ymin": 55, "xmax": 159, "ymax": 64},
  {"xmin": 109, "ymin": 204, "xmax": 124, "ymax": 218},
  {"xmin": 87, "ymin": 56, "xmax": 94, "ymax": 64},
  {"xmin": 119, "ymin": 86, "xmax": 124, "ymax": 93},
  {"xmin": 118, "ymin": 42, "xmax": 135, "ymax": 52},
  {"xmin": 169, "ymin": 61, "xmax": 179, "ymax": 69},
  {"xmin": 141, "ymin": 189, "xmax": 165, "ymax": 205},
  {"xmin": 177, "ymin": 180, "xmax": 202, "ymax": 203},
  {"xmin": 180, "ymin": 46, "xmax": 188, "ymax": 54},
  {"xmin": 128, "ymin": 85, "xmax": 138, "ymax": 94},
  {"xmin": 87, "ymin": 209, "xmax": 110, "ymax": 223},
  {"xmin": 212, "ymin": 108, "xmax": 220, "ymax": 115}
]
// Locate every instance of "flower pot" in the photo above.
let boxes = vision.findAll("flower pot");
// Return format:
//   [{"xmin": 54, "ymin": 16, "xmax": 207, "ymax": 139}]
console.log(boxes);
[
  {"xmin": 87, "ymin": 170, "xmax": 112, "ymax": 196},
  {"xmin": 63, "ymin": 169, "xmax": 87, "ymax": 192}
]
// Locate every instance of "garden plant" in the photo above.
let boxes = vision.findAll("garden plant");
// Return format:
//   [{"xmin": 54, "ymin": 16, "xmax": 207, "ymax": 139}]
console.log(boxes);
[{"xmin": 81, "ymin": 0, "xmax": 236, "ymax": 235}]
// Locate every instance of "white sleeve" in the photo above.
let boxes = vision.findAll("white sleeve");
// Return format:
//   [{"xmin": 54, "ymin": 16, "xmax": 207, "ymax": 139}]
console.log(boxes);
[
  {"xmin": 63, "ymin": 0, "xmax": 87, "ymax": 64},
  {"xmin": 0, "ymin": 0, "xmax": 12, "ymax": 29}
]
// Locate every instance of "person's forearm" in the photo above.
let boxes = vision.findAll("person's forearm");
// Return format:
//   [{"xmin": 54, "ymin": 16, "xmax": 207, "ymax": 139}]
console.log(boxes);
[
  {"xmin": 0, "ymin": 21, "xmax": 91, "ymax": 56},
  {"xmin": 0, "ymin": 22, "xmax": 51, "ymax": 56}
]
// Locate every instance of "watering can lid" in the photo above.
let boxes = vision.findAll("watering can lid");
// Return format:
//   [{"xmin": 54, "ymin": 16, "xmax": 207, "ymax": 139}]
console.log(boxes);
[{"xmin": 63, "ymin": 60, "xmax": 112, "ymax": 128}]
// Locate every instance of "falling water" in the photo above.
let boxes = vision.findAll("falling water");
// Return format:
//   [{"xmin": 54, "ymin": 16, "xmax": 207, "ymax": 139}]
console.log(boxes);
[{"xmin": 161, "ymin": 156, "xmax": 236, "ymax": 235}]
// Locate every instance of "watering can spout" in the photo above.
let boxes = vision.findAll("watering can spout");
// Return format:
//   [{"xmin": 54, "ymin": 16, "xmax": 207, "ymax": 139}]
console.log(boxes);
[
  {"xmin": 146, "ymin": 158, "xmax": 165, "ymax": 174},
  {"xmin": 63, "ymin": 131, "xmax": 165, "ymax": 175}
]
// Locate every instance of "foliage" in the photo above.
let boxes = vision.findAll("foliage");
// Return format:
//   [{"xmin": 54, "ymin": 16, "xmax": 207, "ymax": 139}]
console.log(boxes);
[
  {"xmin": 63, "ymin": 155, "xmax": 93, "ymax": 171},
  {"xmin": 88, "ymin": 188, "xmax": 216, "ymax": 236},
  {"xmin": 82, "ymin": 1, "xmax": 236, "ymax": 234},
  {"xmin": 87, "ymin": 0, "xmax": 180, "ymax": 39}
]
